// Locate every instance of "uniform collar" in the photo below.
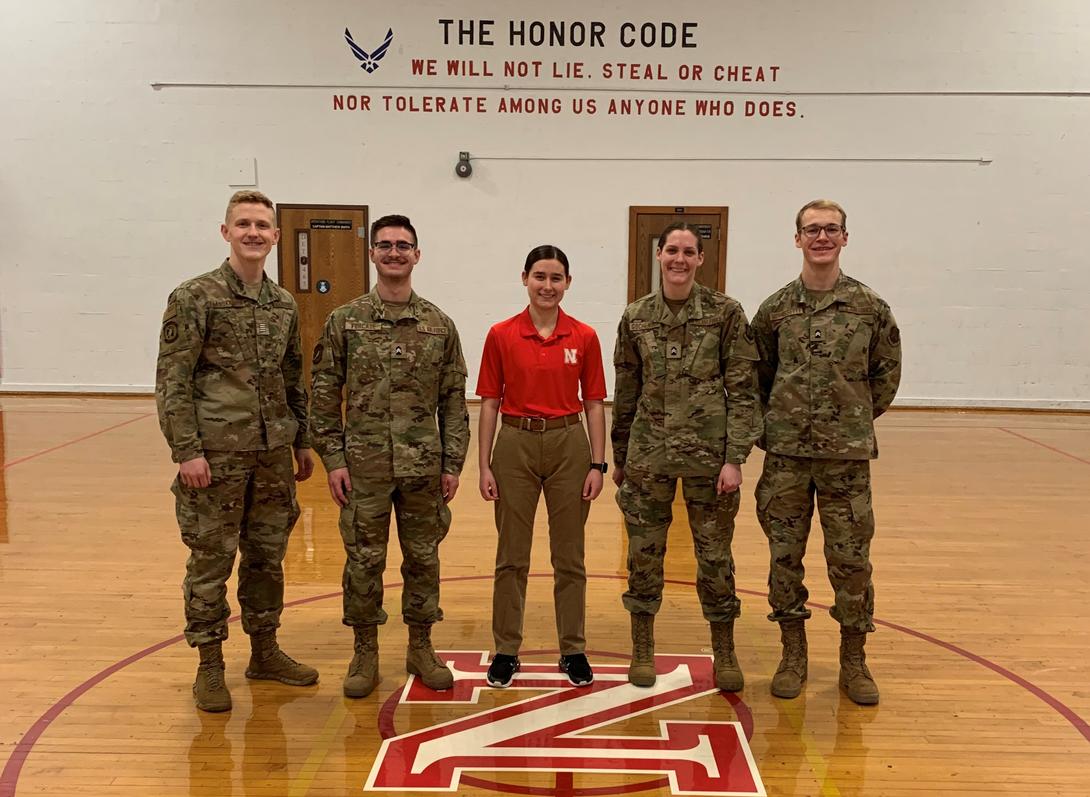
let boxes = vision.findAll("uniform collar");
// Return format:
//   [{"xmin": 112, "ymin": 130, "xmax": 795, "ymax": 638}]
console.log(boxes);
[
  {"xmin": 518, "ymin": 306, "xmax": 574, "ymax": 340},
  {"xmin": 791, "ymin": 273, "xmax": 852, "ymax": 311},
  {"xmin": 220, "ymin": 259, "xmax": 274, "ymax": 304},
  {"xmin": 656, "ymin": 283, "xmax": 706, "ymax": 327},
  {"xmin": 368, "ymin": 287, "xmax": 422, "ymax": 321}
]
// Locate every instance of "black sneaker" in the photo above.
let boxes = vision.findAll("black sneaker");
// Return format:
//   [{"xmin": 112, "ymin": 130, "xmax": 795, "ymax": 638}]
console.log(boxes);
[
  {"xmin": 559, "ymin": 654, "xmax": 594, "ymax": 687},
  {"xmin": 487, "ymin": 654, "xmax": 520, "ymax": 688}
]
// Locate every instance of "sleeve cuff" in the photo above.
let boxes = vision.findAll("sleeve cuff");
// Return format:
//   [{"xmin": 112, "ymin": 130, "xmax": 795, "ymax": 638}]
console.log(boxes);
[
  {"xmin": 320, "ymin": 452, "xmax": 348, "ymax": 471},
  {"xmin": 724, "ymin": 448, "xmax": 750, "ymax": 465},
  {"xmin": 172, "ymin": 447, "xmax": 205, "ymax": 464}
]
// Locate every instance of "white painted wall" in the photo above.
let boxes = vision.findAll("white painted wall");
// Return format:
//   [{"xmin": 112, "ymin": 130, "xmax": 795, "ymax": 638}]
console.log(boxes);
[{"xmin": 2, "ymin": 1, "xmax": 1088, "ymax": 406}]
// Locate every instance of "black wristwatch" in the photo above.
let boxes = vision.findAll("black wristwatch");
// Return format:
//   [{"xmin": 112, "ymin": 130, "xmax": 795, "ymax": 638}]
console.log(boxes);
[{"xmin": 590, "ymin": 462, "xmax": 608, "ymax": 474}]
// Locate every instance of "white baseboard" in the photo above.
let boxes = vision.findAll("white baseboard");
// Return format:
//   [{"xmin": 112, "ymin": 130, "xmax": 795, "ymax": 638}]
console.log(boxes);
[
  {"xmin": 0, "ymin": 382, "xmax": 155, "ymax": 394},
  {"xmin": 892, "ymin": 396, "xmax": 1090, "ymax": 411},
  {"xmin": 2, "ymin": 384, "xmax": 1088, "ymax": 411}
]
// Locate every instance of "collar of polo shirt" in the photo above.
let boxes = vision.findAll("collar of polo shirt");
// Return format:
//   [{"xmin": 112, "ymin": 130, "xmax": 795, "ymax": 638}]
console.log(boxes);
[{"xmin": 518, "ymin": 306, "xmax": 574, "ymax": 340}]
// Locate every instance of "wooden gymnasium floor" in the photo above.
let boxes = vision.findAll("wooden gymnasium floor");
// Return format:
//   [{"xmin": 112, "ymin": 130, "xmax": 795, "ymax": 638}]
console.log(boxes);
[{"xmin": 1, "ymin": 396, "xmax": 1089, "ymax": 797}]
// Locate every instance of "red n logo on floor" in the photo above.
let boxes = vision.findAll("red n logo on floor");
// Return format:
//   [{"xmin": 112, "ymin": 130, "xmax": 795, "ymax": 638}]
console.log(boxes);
[{"xmin": 366, "ymin": 653, "xmax": 765, "ymax": 795}]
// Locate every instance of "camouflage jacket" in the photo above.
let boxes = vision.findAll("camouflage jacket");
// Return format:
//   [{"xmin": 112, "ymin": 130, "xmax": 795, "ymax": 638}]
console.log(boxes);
[
  {"xmin": 752, "ymin": 273, "xmax": 901, "ymax": 460},
  {"xmin": 612, "ymin": 283, "xmax": 761, "ymax": 477},
  {"xmin": 155, "ymin": 260, "xmax": 310, "ymax": 463},
  {"xmin": 310, "ymin": 288, "xmax": 470, "ymax": 479}
]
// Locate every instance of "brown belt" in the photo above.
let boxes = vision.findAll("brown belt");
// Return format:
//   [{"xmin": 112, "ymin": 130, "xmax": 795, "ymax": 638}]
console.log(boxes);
[{"xmin": 501, "ymin": 413, "xmax": 582, "ymax": 432}]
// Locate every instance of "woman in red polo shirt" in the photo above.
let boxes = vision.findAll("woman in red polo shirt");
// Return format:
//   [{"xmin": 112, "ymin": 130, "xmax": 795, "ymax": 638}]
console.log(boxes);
[{"xmin": 477, "ymin": 244, "xmax": 608, "ymax": 689}]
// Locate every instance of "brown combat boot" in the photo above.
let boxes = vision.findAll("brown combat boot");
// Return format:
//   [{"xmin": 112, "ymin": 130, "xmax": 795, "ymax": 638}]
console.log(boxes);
[
  {"xmin": 245, "ymin": 631, "xmax": 319, "ymax": 686},
  {"xmin": 194, "ymin": 642, "xmax": 232, "ymax": 712},
  {"xmin": 839, "ymin": 627, "xmax": 879, "ymax": 705},
  {"xmin": 628, "ymin": 613, "xmax": 656, "ymax": 687},
  {"xmin": 770, "ymin": 619, "xmax": 808, "ymax": 699},
  {"xmin": 406, "ymin": 624, "xmax": 454, "ymax": 690},
  {"xmin": 710, "ymin": 620, "xmax": 744, "ymax": 692},
  {"xmin": 344, "ymin": 625, "xmax": 380, "ymax": 698}
]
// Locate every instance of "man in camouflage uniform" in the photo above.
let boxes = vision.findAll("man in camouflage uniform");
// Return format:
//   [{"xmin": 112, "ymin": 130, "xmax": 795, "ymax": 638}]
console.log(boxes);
[
  {"xmin": 612, "ymin": 222, "xmax": 760, "ymax": 691},
  {"xmin": 156, "ymin": 190, "xmax": 318, "ymax": 713},
  {"xmin": 752, "ymin": 199, "xmax": 901, "ymax": 704},
  {"xmin": 310, "ymin": 214, "xmax": 470, "ymax": 698}
]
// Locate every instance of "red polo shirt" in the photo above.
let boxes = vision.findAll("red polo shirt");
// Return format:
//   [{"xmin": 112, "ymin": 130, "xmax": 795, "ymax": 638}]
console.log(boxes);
[{"xmin": 477, "ymin": 307, "xmax": 607, "ymax": 418}]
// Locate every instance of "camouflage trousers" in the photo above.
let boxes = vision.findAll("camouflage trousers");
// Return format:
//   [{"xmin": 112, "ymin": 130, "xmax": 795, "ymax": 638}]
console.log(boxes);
[
  {"xmin": 339, "ymin": 474, "xmax": 451, "ymax": 627},
  {"xmin": 617, "ymin": 471, "xmax": 741, "ymax": 623},
  {"xmin": 172, "ymin": 447, "xmax": 300, "ymax": 647},
  {"xmin": 755, "ymin": 453, "xmax": 876, "ymax": 633}
]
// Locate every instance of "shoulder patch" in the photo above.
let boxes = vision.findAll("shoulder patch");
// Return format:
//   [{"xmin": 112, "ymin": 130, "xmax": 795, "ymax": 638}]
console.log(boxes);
[
  {"xmin": 162, "ymin": 302, "xmax": 178, "ymax": 322},
  {"xmin": 312, "ymin": 342, "xmax": 325, "ymax": 365}
]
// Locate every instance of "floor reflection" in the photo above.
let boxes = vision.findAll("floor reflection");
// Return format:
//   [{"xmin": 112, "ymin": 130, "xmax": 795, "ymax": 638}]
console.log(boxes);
[
  {"xmin": 828, "ymin": 695, "xmax": 877, "ymax": 797},
  {"xmin": 762, "ymin": 691, "xmax": 813, "ymax": 794},
  {"xmin": 188, "ymin": 708, "xmax": 234, "ymax": 796},
  {"xmin": 241, "ymin": 681, "xmax": 313, "ymax": 796}
]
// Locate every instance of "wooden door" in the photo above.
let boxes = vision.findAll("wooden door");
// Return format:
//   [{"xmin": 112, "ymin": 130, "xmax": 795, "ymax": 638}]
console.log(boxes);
[
  {"xmin": 627, "ymin": 206, "xmax": 729, "ymax": 303},
  {"xmin": 276, "ymin": 204, "xmax": 369, "ymax": 384}
]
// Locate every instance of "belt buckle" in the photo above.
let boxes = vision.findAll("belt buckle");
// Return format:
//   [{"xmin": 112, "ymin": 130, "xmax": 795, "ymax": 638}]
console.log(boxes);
[{"xmin": 526, "ymin": 417, "xmax": 547, "ymax": 432}]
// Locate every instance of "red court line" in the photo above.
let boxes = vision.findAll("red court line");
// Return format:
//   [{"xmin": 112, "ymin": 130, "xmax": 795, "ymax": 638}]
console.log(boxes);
[
  {"xmin": 0, "ymin": 413, "xmax": 155, "ymax": 471},
  {"xmin": 4, "ymin": 573, "xmax": 1090, "ymax": 796},
  {"xmin": 997, "ymin": 427, "xmax": 1090, "ymax": 466}
]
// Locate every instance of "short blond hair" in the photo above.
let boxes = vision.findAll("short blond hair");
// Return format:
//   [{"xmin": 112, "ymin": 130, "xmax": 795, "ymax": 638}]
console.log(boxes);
[
  {"xmin": 225, "ymin": 190, "xmax": 274, "ymax": 223},
  {"xmin": 795, "ymin": 199, "xmax": 846, "ymax": 232}
]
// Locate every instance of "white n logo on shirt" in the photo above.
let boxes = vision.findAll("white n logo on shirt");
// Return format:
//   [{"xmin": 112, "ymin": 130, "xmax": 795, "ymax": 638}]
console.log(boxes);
[{"xmin": 564, "ymin": 348, "xmax": 578, "ymax": 364}]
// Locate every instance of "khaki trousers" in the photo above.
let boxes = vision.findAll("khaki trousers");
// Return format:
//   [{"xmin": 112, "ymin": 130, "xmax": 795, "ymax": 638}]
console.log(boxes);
[{"xmin": 491, "ymin": 420, "xmax": 592, "ymax": 656}]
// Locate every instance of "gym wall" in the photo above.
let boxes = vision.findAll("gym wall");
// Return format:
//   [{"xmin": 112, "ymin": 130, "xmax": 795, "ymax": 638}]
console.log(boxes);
[{"xmin": 1, "ymin": 1, "xmax": 1088, "ymax": 407}]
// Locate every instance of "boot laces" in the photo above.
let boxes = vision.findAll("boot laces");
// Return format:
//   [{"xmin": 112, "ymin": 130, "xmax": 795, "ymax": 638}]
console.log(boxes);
[
  {"xmin": 411, "ymin": 628, "xmax": 445, "ymax": 667},
  {"xmin": 348, "ymin": 652, "xmax": 366, "ymax": 677},
  {"xmin": 272, "ymin": 649, "xmax": 301, "ymax": 668},
  {"xmin": 634, "ymin": 620, "xmax": 653, "ymax": 651},
  {"xmin": 416, "ymin": 638, "xmax": 446, "ymax": 669},
  {"xmin": 845, "ymin": 635, "xmax": 867, "ymax": 671},
  {"xmin": 203, "ymin": 661, "xmax": 225, "ymax": 691},
  {"xmin": 713, "ymin": 626, "xmax": 738, "ymax": 667},
  {"xmin": 783, "ymin": 625, "xmax": 805, "ymax": 667}
]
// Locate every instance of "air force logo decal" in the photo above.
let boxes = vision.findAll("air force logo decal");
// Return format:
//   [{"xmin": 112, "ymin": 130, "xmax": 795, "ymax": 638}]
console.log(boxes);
[
  {"xmin": 345, "ymin": 27, "xmax": 393, "ymax": 73},
  {"xmin": 366, "ymin": 652, "xmax": 766, "ymax": 796}
]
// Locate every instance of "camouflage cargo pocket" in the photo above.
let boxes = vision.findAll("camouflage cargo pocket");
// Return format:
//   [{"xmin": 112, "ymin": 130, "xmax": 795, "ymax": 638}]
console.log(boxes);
[
  {"xmin": 338, "ymin": 496, "xmax": 359, "ymax": 546},
  {"xmin": 755, "ymin": 479, "xmax": 774, "ymax": 514},
  {"xmin": 637, "ymin": 333, "xmax": 667, "ymax": 378},
  {"xmin": 831, "ymin": 313, "xmax": 871, "ymax": 380},
  {"xmin": 686, "ymin": 326, "xmax": 722, "ymax": 380},
  {"xmin": 206, "ymin": 309, "xmax": 247, "ymax": 365},
  {"xmin": 849, "ymin": 488, "xmax": 872, "ymax": 526}
]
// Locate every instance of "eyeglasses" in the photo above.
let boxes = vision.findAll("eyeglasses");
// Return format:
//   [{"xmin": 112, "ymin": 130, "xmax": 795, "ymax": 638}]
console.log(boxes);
[
  {"xmin": 372, "ymin": 240, "xmax": 416, "ymax": 253},
  {"xmin": 799, "ymin": 224, "xmax": 845, "ymax": 239}
]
